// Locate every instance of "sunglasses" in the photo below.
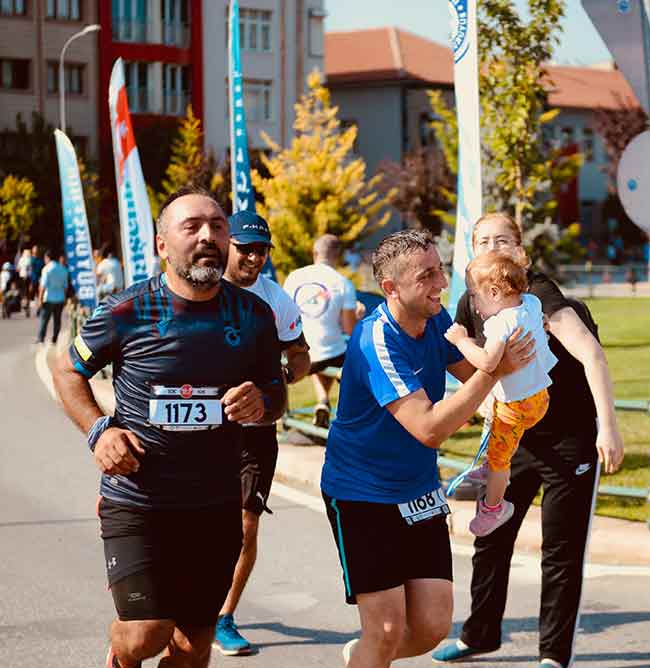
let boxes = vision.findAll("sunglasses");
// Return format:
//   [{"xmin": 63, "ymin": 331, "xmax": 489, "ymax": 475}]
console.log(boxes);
[{"xmin": 232, "ymin": 242, "xmax": 270, "ymax": 257}]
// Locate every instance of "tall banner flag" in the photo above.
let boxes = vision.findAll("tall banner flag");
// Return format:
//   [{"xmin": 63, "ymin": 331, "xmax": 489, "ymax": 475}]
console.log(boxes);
[
  {"xmin": 582, "ymin": 0, "xmax": 650, "ymax": 112},
  {"xmin": 109, "ymin": 57, "xmax": 155, "ymax": 287},
  {"xmin": 448, "ymin": 0, "xmax": 483, "ymax": 316},
  {"xmin": 228, "ymin": 0, "xmax": 276, "ymax": 280},
  {"xmin": 229, "ymin": 0, "xmax": 256, "ymax": 214},
  {"xmin": 54, "ymin": 129, "xmax": 97, "ymax": 309}
]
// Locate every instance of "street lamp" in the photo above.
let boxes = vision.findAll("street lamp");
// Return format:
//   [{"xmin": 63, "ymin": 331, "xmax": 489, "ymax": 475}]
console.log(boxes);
[{"xmin": 59, "ymin": 23, "xmax": 101, "ymax": 134}]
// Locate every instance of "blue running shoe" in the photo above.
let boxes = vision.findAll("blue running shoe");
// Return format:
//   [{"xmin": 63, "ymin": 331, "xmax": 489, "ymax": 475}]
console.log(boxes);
[
  {"xmin": 432, "ymin": 640, "xmax": 489, "ymax": 663},
  {"xmin": 212, "ymin": 614, "xmax": 252, "ymax": 656}
]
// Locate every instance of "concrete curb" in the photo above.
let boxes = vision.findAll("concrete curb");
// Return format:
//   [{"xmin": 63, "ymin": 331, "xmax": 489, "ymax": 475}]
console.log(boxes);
[
  {"xmin": 34, "ymin": 343, "xmax": 650, "ymax": 569},
  {"xmin": 275, "ymin": 434, "xmax": 650, "ymax": 569}
]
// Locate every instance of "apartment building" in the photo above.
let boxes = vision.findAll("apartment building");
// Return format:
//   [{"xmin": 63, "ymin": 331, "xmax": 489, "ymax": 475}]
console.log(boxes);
[
  {"xmin": 325, "ymin": 27, "xmax": 642, "ymax": 240},
  {"xmin": 0, "ymin": 0, "xmax": 100, "ymax": 156},
  {"xmin": 202, "ymin": 0, "xmax": 325, "ymax": 159},
  {"xmin": 1, "ymin": 1, "xmax": 325, "ymax": 156}
]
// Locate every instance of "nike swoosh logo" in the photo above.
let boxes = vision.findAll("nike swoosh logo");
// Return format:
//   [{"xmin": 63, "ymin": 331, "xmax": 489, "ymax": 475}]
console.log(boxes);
[{"xmin": 575, "ymin": 463, "xmax": 592, "ymax": 476}]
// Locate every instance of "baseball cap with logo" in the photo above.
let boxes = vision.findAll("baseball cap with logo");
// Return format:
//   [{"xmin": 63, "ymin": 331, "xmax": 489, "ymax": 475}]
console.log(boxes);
[{"xmin": 228, "ymin": 210, "xmax": 273, "ymax": 247}]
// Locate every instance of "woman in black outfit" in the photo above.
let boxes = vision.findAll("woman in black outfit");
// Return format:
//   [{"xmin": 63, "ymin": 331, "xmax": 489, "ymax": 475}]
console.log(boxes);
[{"xmin": 433, "ymin": 213, "xmax": 624, "ymax": 668}]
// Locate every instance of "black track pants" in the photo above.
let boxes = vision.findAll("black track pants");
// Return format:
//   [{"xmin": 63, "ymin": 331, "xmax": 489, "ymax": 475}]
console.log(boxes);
[{"xmin": 460, "ymin": 430, "xmax": 599, "ymax": 667}]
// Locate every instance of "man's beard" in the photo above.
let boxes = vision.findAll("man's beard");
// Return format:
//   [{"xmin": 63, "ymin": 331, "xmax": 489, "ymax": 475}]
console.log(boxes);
[{"xmin": 167, "ymin": 246, "xmax": 226, "ymax": 290}]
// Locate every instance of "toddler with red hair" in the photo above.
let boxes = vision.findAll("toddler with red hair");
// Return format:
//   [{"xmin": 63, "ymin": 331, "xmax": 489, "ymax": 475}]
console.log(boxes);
[{"xmin": 445, "ymin": 249, "xmax": 557, "ymax": 536}]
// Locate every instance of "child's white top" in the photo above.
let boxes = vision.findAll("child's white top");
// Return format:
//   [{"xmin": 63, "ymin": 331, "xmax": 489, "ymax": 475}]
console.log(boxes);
[{"xmin": 483, "ymin": 293, "xmax": 558, "ymax": 403}]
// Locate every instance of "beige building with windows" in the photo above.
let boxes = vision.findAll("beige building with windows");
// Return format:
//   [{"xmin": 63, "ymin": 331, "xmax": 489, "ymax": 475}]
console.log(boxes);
[
  {"xmin": 202, "ymin": 0, "xmax": 325, "ymax": 158},
  {"xmin": 0, "ymin": 0, "xmax": 100, "ymax": 157}
]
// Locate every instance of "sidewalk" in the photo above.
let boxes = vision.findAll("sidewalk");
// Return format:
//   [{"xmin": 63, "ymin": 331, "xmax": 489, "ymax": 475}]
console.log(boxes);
[
  {"xmin": 38, "ymin": 343, "xmax": 650, "ymax": 568},
  {"xmin": 562, "ymin": 280, "xmax": 650, "ymax": 298}
]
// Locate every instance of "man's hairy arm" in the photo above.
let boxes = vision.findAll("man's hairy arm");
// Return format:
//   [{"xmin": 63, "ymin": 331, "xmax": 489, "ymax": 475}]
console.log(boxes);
[
  {"xmin": 388, "ymin": 329, "xmax": 534, "ymax": 449},
  {"xmin": 388, "ymin": 371, "xmax": 496, "ymax": 448},
  {"xmin": 284, "ymin": 337, "xmax": 311, "ymax": 383},
  {"xmin": 53, "ymin": 350, "xmax": 104, "ymax": 433},
  {"xmin": 53, "ymin": 351, "xmax": 144, "ymax": 474}
]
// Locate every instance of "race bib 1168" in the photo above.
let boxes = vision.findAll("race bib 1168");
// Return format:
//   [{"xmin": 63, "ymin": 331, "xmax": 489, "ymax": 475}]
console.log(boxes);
[{"xmin": 398, "ymin": 488, "xmax": 450, "ymax": 526}]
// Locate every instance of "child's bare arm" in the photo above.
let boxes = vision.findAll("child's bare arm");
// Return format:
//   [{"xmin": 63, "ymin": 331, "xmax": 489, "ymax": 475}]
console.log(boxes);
[{"xmin": 455, "ymin": 337, "xmax": 505, "ymax": 373}]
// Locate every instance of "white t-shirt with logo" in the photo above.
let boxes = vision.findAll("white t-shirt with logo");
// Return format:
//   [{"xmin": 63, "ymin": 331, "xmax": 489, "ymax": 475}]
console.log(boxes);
[
  {"xmin": 283, "ymin": 263, "xmax": 356, "ymax": 363},
  {"xmin": 96, "ymin": 257, "xmax": 125, "ymax": 294},
  {"xmin": 483, "ymin": 293, "xmax": 558, "ymax": 403},
  {"xmin": 243, "ymin": 274, "xmax": 303, "ymax": 343}
]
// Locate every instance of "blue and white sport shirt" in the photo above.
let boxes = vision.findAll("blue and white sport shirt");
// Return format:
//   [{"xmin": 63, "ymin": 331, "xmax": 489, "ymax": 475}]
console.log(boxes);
[{"xmin": 321, "ymin": 302, "xmax": 463, "ymax": 504}]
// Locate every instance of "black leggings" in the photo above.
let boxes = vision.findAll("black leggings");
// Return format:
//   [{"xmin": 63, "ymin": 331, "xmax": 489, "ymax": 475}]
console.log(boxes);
[{"xmin": 460, "ymin": 430, "xmax": 599, "ymax": 667}]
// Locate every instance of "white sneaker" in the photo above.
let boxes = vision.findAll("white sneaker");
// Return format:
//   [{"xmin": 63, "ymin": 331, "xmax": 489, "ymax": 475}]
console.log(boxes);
[{"xmin": 342, "ymin": 638, "xmax": 359, "ymax": 665}]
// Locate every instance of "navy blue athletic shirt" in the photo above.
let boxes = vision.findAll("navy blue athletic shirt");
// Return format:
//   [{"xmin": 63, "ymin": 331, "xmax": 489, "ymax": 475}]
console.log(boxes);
[{"xmin": 69, "ymin": 274, "xmax": 283, "ymax": 509}]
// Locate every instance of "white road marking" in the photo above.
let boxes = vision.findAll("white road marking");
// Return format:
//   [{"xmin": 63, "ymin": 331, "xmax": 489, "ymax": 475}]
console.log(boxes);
[{"xmin": 34, "ymin": 344, "xmax": 58, "ymax": 402}]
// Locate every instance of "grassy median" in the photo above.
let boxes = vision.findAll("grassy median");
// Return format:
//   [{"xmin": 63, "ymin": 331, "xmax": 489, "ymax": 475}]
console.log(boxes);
[{"xmin": 287, "ymin": 297, "xmax": 650, "ymax": 522}]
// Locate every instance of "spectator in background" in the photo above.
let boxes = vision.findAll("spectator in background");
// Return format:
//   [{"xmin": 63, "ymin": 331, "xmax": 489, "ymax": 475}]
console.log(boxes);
[
  {"xmin": 37, "ymin": 249, "xmax": 69, "ymax": 344},
  {"xmin": 344, "ymin": 243, "xmax": 362, "ymax": 271},
  {"xmin": 30, "ymin": 245, "xmax": 44, "ymax": 300},
  {"xmin": 284, "ymin": 234, "xmax": 358, "ymax": 428},
  {"xmin": 626, "ymin": 266, "xmax": 638, "ymax": 295},
  {"xmin": 17, "ymin": 248, "xmax": 32, "ymax": 313},
  {"xmin": 1, "ymin": 261, "xmax": 14, "ymax": 295},
  {"xmin": 96, "ymin": 243, "xmax": 124, "ymax": 300}
]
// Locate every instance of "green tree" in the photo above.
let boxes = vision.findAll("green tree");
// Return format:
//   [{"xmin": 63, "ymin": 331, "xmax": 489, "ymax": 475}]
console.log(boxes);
[
  {"xmin": 427, "ymin": 0, "xmax": 584, "ymax": 265},
  {"xmin": 0, "ymin": 175, "xmax": 42, "ymax": 243},
  {"xmin": 0, "ymin": 112, "xmax": 99, "ymax": 250},
  {"xmin": 252, "ymin": 70, "xmax": 396, "ymax": 274}
]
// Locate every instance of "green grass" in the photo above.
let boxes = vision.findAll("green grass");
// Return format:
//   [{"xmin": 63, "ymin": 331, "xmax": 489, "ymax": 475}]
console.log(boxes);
[{"xmin": 288, "ymin": 298, "xmax": 650, "ymax": 522}]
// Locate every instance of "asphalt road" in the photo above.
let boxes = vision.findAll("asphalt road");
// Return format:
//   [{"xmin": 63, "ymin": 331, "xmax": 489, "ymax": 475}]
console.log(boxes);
[{"xmin": 1, "ymin": 313, "xmax": 649, "ymax": 668}]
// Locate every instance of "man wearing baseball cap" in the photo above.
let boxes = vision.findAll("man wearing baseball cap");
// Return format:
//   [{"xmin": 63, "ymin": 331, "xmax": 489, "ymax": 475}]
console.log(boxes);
[{"xmin": 213, "ymin": 210, "xmax": 311, "ymax": 656}]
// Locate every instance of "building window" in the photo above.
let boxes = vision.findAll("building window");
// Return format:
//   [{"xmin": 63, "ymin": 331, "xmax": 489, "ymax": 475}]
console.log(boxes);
[
  {"xmin": 1, "ymin": 0, "xmax": 27, "ymax": 16},
  {"xmin": 244, "ymin": 80, "xmax": 272, "ymax": 122},
  {"xmin": 239, "ymin": 9, "xmax": 272, "ymax": 52},
  {"xmin": 124, "ymin": 61, "xmax": 151, "ymax": 113},
  {"xmin": 419, "ymin": 112, "xmax": 437, "ymax": 147},
  {"xmin": 582, "ymin": 127, "xmax": 595, "ymax": 162},
  {"xmin": 542, "ymin": 123, "xmax": 556, "ymax": 152},
  {"xmin": 112, "ymin": 0, "xmax": 148, "ymax": 42},
  {"xmin": 46, "ymin": 0, "xmax": 80, "ymax": 20},
  {"xmin": 46, "ymin": 62, "xmax": 84, "ymax": 94},
  {"xmin": 308, "ymin": 8, "xmax": 325, "ymax": 57},
  {"xmin": 163, "ymin": 63, "xmax": 191, "ymax": 116},
  {"xmin": 0, "ymin": 58, "xmax": 30, "ymax": 90},
  {"xmin": 560, "ymin": 126, "xmax": 575, "ymax": 147},
  {"xmin": 162, "ymin": 0, "xmax": 190, "ymax": 47}
]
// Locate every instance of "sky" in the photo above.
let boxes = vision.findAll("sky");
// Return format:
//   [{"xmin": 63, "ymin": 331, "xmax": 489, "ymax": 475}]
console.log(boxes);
[{"xmin": 324, "ymin": 0, "xmax": 612, "ymax": 66}]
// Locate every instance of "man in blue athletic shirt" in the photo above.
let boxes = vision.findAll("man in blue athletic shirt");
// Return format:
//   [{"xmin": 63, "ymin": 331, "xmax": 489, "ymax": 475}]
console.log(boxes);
[
  {"xmin": 320, "ymin": 230, "xmax": 534, "ymax": 668},
  {"xmin": 53, "ymin": 186, "xmax": 286, "ymax": 668}
]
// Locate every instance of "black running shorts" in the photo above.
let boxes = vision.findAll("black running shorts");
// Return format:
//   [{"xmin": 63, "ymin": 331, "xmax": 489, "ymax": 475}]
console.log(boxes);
[
  {"xmin": 98, "ymin": 497, "xmax": 242, "ymax": 625},
  {"xmin": 309, "ymin": 352, "xmax": 346, "ymax": 375},
  {"xmin": 323, "ymin": 493, "xmax": 453, "ymax": 604},
  {"xmin": 241, "ymin": 425, "xmax": 278, "ymax": 515}
]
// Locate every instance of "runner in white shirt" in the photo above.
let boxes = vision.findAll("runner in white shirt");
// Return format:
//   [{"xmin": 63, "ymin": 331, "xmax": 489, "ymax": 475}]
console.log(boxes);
[
  {"xmin": 214, "ymin": 210, "xmax": 311, "ymax": 656},
  {"xmin": 284, "ymin": 234, "xmax": 358, "ymax": 427}
]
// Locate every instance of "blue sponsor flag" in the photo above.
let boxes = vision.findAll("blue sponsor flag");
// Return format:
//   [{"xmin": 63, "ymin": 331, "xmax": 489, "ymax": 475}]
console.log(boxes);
[
  {"xmin": 54, "ymin": 129, "xmax": 97, "ymax": 309},
  {"xmin": 228, "ymin": 0, "xmax": 276, "ymax": 281},
  {"xmin": 448, "ymin": 0, "xmax": 482, "ymax": 317}
]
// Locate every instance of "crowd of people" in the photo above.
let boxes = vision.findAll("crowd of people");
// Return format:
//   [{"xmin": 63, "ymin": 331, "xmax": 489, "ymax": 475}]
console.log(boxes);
[
  {"xmin": 2, "ymin": 185, "xmax": 622, "ymax": 668},
  {"xmin": 0, "ymin": 241, "xmax": 127, "ymax": 342}
]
